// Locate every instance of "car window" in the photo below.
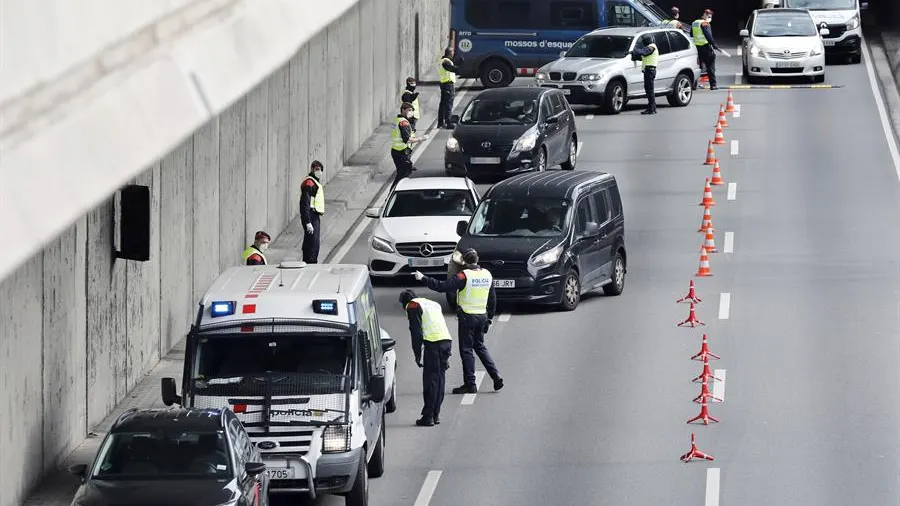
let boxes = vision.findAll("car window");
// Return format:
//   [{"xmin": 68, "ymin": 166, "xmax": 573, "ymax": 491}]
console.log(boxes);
[
  {"xmin": 666, "ymin": 30, "xmax": 691, "ymax": 52},
  {"xmin": 540, "ymin": 97, "xmax": 554, "ymax": 120},
  {"xmin": 384, "ymin": 189, "xmax": 475, "ymax": 217},
  {"xmin": 92, "ymin": 430, "xmax": 232, "ymax": 479},
  {"xmin": 608, "ymin": 185, "xmax": 623, "ymax": 217},
  {"xmin": 549, "ymin": 0, "xmax": 597, "ymax": 30},
  {"xmin": 469, "ymin": 197, "xmax": 571, "ymax": 237},
  {"xmin": 650, "ymin": 32, "xmax": 672, "ymax": 54},
  {"xmin": 606, "ymin": 2, "xmax": 650, "ymax": 27},
  {"xmin": 753, "ymin": 12, "xmax": 817, "ymax": 36},
  {"xmin": 591, "ymin": 190, "xmax": 611, "ymax": 224},
  {"xmin": 574, "ymin": 198, "xmax": 592, "ymax": 235},
  {"xmin": 566, "ymin": 34, "xmax": 634, "ymax": 58},
  {"xmin": 549, "ymin": 93, "xmax": 566, "ymax": 115},
  {"xmin": 461, "ymin": 97, "xmax": 539, "ymax": 125}
]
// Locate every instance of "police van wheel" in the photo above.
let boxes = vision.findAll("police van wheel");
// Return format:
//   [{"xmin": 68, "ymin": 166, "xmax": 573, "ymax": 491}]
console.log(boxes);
[
  {"xmin": 479, "ymin": 59, "xmax": 514, "ymax": 88},
  {"xmin": 667, "ymin": 73, "xmax": 693, "ymax": 107},
  {"xmin": 346, "ymin": 453, "xmax": 369, "ymax": 506},
  {"xmin": 602, "ymin": 80, "xmax": 626, "ymax": 115},
  {"xmin": 558, "ymin": 270, "xmax": 581, "ymax": 311},
  {"xmin": 368, "ymin": 418, "xmax": 386, "ymax": 478}
]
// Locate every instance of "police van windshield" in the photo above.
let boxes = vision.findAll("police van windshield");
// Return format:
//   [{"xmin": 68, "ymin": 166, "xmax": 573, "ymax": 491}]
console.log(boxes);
[
  {"xmin": 785, "ymin": 0, "xmax": 856, "ymax": 10},
  {"xmin": 565, "ymin": 35, "xmax": 634, "ymax": 58},
  {"xmin": 460, "ymin": 98, "xmax": 539, "ymax": 125},
  {"xmin": 385, "ymin": 189, "xmax": 475, "ymax": 217},
  {"xmin": 753, "ymin": 12, "xmax": 817, "ymax": 36},
  {"xmin": 468, "ymin": 197, "xmax": 571, "ymax": 237}
]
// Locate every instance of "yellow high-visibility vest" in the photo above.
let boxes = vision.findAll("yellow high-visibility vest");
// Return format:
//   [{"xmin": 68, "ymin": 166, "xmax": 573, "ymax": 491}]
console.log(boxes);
[
  {"xmin": 692, "ymin": 20, "xmax": 709, "ymax": 46},
  {"xmin": 305, "ymin": 177, "xmax": 324, "ymax": 214},
  {"xmin": 642, "ymin": 44, "xmax": 659, "ymax": 68},
  {"xmin": 401, "ymin": 89, "xmax": 421, "ymax": 120},
  {"xmin": 438, "ymin": 58, "xmax": 457, "ymax": 84},
  {"xmin": 457, "ymin": 269, "xmax": 492, "ymax": 314},
  {"xmin": 408, "ymin": 298, "xmax": 452, "ymax": 342},
  {"xmin": 241, "ymin": 246, "xmax": 267, "ymax": 265},
  {"xmin": 391, "ymin": 117, "xmax": 412, "ymax": 152}
]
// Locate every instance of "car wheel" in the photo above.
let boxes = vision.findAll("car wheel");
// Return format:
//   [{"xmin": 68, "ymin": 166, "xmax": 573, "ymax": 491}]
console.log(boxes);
[
  {"xmin": 558, "ymin": 270, "xmax": 581, "ymax": 311},
  {"xmin": 602, "ymin": 79, "xmax": 626, "ymax": 115},
  {"xmin": 479, "ymin": 59, "xmax": 514, "ymax": 88},
  {"xmin": 346, "ymin": 453, "xmax": 369, "ymax": 506},
  {"xmin": 742, "ymin": 62, "xmax": 749, "ymax": 79},
  {"xmin": 850, "ymin": 54, "xmax": 861, "ymax": 64},
  {"xmin": 813, "ymin": 74, "xmax": 825, "ymax": 83},
  {"xmin": 367, "ymin": 417, "xmax": 386, "ymax": 478},
  {"xmin": 385, "ymin": 377, "xmax": 397, "ymax": 413},
  {"xmin": 561, "ymin": 137, "xmax": 577, "ymax": 170},
  {"xmin": 666, "ymin": 72, "xmax": 693, "ymax": 107},
  {"xmin": 602, "ymin": 251, "xmax": 626, "ymax": 296},
  {"xmin": 535, "ymin": 147, "xmax": 547, "ymax": 172}
]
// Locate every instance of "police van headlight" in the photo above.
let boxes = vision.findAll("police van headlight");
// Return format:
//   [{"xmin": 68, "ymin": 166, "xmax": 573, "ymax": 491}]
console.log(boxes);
[
  {"xmin": 529, "ymin": 244, "xmax": 563, "ymax": 269},
  {"xmin": 371, "ymin": 236, "xmax": 395, "ymax": 254},
  {"xmin": 846, "ymin": 14, "xmax": 859, "ymax": 30},
  {"xmin": 512, "ymin": 127, "xmax": 539, "ymax": 153},
  {"xmin": 322, "ymin": 425, "xmax": 350, "ymax": 453},
  {"xmin": 446, "ymin": 136, "xmax": 460, "ymax": 152}
]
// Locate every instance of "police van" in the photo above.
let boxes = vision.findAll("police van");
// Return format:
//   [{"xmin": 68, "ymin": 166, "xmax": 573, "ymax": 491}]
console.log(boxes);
[
  {"xmin": 450, "ymin": 0, "xmax": 669, "ymax": 88},
  {"xmin": 161, "ymin": 261, "xmax": 397, "ymax": 506}
]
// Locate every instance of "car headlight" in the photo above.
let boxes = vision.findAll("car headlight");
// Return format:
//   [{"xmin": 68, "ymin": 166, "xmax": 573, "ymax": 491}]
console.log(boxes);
[
  {"xmin": 529, "ymin": 244, "xmax": 563, "ymax": 268},
  {"xmin": 846, "ymin": 15, "xmax": 859, "ymax": 30},
  {"xmin": 749, "ymin": 44, "xmax": 760, "ymax": 56},
  {"xmin": 810, "ymin": 45, "xmax": 824, "ymax": 56},
  {"xmin": 512, "ymin": 127, "xmax": 539, "ymax": 153},
  {"xmin": 322, "ymin": 425, "xmax": 350, "ymax": 453},
  {"xmin": 578, "ymin": 71, "xmax": 607, "ymax": 81},
  {"xmin": 371, "ymin": 236, "xmax": 395, "ymax": 253},
  {"xmin": 535, "ymin": 72, "xmax": 548, "ymax": 81},
  {"xmin": 446, "ymin": 136, "xmax": 460, "ymax": 152},
  {"xmin": 451, "ymin": 249, "xmax": 464, "ymax": 264}
]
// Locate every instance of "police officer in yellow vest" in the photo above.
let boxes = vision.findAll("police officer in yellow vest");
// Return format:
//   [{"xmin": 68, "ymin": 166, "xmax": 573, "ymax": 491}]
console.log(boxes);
[
  {"xmin": 400, "ymin": 77, "xmax": 420, "ymax": 133},
  {"xmin": 300, "ymin": 161, "xmax": 325, "ymax": 263},
  {"xmin": 662, "ymin": 6, "xmax": 686, "ymax": 31},
  {"xmin": 241, "ymin": 231, "xmax": 270, "ymax": 265},
  {"xmin": 630, "ymin": 34, "xmax": 659, "ymax": 115},
  {"xmin": 390, "ymin": 102, "xmax": 424, "ymax": 190},
  {"xmin": 414, "ymin": 248, "xmax": 504, "ymax": 395},
  {"xmin": 400, "ymin": 289, "xmax": 453, "ymax": 427},
  {"xmin": 437, "ymin": 47, "xmax": 460, "ymax": 129},
  {"xmin": 692, "ymin": 9, "xmax": 720, "ymax": 90}
]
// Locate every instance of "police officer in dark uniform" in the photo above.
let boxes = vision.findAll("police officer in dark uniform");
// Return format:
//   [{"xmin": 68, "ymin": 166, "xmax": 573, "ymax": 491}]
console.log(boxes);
[
  {"xmin": 400, "ymin": 289, "xmax": 453, "ymax": 427},
  {"xmin": 437, "ymin": 48, "xmax": 460, "ymax": 129},
  {"xmin": 300, "ymin": 161, "xmax": 325, "ymax": 263},
  {"xmin": 631, "ymin": 34, "xmax": 659, "ymax": 115},
  {"xmin": 692, "ymin": 9, "xmax": 720, "ymax": 90},
  {"xmin": 241, "ymin": 231, "xmax": 270, "ymax": 265},
  {"xmin": 413, "ymin": 248, "xmax": 504, "ymax": 394},
  {"xmin": 400, "ymin": 77, "xmax": 420, "ymax": 133},
  {"xmin": 390, "ymin": 102, "xmax": 424, "ymax": 190}
]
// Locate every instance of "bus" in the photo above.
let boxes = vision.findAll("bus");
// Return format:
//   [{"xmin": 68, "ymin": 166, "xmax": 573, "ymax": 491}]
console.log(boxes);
[{"xmin": 449, "ymin": 0, "xmax": 671, "ymax": 88}]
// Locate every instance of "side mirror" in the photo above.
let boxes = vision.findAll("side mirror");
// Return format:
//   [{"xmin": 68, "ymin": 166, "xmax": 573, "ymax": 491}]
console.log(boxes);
[
  {"xmin": 364, "ymin": 207, "xmax": 381, "ymax": 218},
  {"xmin": 380, "ymin": 338, "xmax": 396, "ymax": 352},
  {"xmin": 366, "ymin": 374, "xmax": 386, "ymax": 403},
  {"xmin": 583, "ymin": 221, "xmax": 600, "ymax": 237},
  {"xmin": 450, "ymin": 114, "xmax": 460, "ymax": 125},
  {"xmin": 68, "ymin": 464, "xmax": 88, "ymax": 478},
  {"xmin": 739, "ymin": 29, "xmax": 749, "ymax": 37},
  {"xmin": 161, "ymin": 377, "xmax": 181, "ymax": 406},
  {"xmin": 861, "ymin": 1, "xmax": 868, "ymax": 9},
  {"xmin": 819, "ymin": 27, "xmax": 830, "ymax": 36},
  {"xmin": 244, "ymin": 462, "xmax": 267, "ymax": 476},
  {"xmin": 456, "ymin": 220, "xmax": 468, "ymax": 237}
]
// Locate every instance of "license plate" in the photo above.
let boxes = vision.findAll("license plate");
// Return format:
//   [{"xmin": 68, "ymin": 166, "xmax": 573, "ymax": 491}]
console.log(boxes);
[
  {"xmin": 560, "ymin": 89, "xmax": 571, "ymax": 95},
  {"xmin": 470, "ymin": 157, "xmax": 501, "ymax": 164},
  {"xmin": 774, "ymin": 62, "xmax": 801, "ymax": 68},
  {"xmin": 494, "ymin": 279, "xmax": 515, "ymax": 288},
  {"xmin": 408, "ymin": 257, "xmax": 445, "ymax": 267},
  {"xmin": 266, "ymin": 468, "xmax": 295, "ymax": 480},
  {"xmin": 823, "ymin": 39, "xmax": 835, "ymax": 46}
]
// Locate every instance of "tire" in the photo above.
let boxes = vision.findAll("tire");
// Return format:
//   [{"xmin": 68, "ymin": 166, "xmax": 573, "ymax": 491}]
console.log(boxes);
[
  {"xmin": 535, "ymin": 147, "xmax": 547, "ymax": 172},
  {"xmin": 346, "ymin": 453, "xmax": 369, "ymax": 506},
  {"xmin": 479, "ymin": 59, "xmax": 515, "ymax": 88},
  {"xmin": 558, "ymin": 270, "xmax": 581, "ymax": 311},
  {"xmin": 367, "ymin": 418, "xmax": 386, "ymax": 478},
  {"xmin": 561, "ymin": 136, "xmax": 577, "ymax": 170},
  {"xmin": 850, "ymin": 54, "xmax": 861, "ymax": 64},
  {"xmin": 813, "ymin": 74, "xmax": 825, "ymax": 83},
  {"xmin": 602, "ymin": 79, "xmax": 626, "ymax": 115},
  {"xmin": 666, "ymin": 73, "xmax": 693, "ymax": 107},
  {"xmin": 602, "ymin": 250, "xmax": 626, "ymax": 296},
  {"xmin": 742, "ymin": 62, "xmax": 749, "ymax": 79},
  {"xmin": 385, "ymin": 378, "xmax": 397, "ymax": 413}
]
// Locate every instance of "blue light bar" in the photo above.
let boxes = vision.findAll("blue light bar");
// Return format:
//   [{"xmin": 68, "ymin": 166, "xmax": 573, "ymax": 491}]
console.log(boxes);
[
  {"xmin": 313, "ymin": 299, "xmax": 339, "ymax": 316},
  {"xmin": 210, "ymin": 301, "xmax": 236, "ymax": 317}
]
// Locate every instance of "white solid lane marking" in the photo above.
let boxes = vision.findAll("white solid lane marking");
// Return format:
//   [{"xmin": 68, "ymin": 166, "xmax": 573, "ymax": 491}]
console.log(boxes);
[
  {"xmin": 712, "ymin": 369, "xmax": 726, "ymax": 402},
  {"xmin": 577, "ymin": 141, "xmax": 583, "ymax": 156},
  {"xmin": 734, "ymin": 72, "xmax": 743, "ymax": 85},
  {"xmin": 723, "ymin": 232, "xmax": 734, "ymax": 253},
  {"xmin": 718, "ymin": 293, "xmax": 731, "ymax": 320},
  {"xmin": 862, "ymin": 37, "xmax": 900, "ymax": 178},
  {"xmin": 705, "ymin": 468, "xmax": 721, "ymax": 506},
  {"xmin": 460, "ymin": 371, "xmax": 486, "ymax": 405},
  {"xmin": 332, "ymin": 86, "xmax": 473, "ymax": 262},
  {"xmin": 730, "ymin": 140, "xmax": 739, "ymax": 156},
  {"xmin": 413, "ymin": 470, "xmax": 443, "ymax": 506},
  {"xmin": 726, "ymin": 182, "xmax": 737, "ymax": 201},
  {"xmin": 733, "ymin": 104, "xmax": 741, "ymax": 118},
  {"xmin": 736, "ymin": 45, "xmax": 743, "ymax": 56},
  {"xmin": 498, "ymin": 313, "xmax": 511, "ymax": 322},
  {"xmin": 586, "ymin": 114, "xmax": 595, "ymax": 120}
]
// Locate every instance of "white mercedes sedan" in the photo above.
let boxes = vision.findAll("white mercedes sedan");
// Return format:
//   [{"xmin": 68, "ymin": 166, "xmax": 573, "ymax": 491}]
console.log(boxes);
[
  {"xmin": 365, "ymin": 177, "xmax": 480, "ymax": 279},
  {"xmin": 740, "ymin": 8, "xmax": 828, "ymax": 83}
]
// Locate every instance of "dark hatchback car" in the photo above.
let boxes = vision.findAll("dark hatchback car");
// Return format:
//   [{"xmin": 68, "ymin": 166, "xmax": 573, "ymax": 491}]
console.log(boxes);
[
  {"xmin": 444, "ymin": 87, "xmax": 578, "ymax": 180},
  {"xmin": 449, "ymin": 171, "xmax": 625, "ymax": 311},
  {"xmin": 68, "ymin": 407, "xmax": 269, "ymax": 506}
]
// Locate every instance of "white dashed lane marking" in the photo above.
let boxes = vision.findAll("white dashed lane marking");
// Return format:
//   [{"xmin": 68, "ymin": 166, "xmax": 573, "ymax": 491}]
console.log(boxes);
[
  {"xmin": 723, "ymin": 232, "xmax": 734, "ymax": 253},
  {"xmin": 712, "ymin": 369, "xmax": 727, "ymax": 402},
  {"xmin": 730, "ymin": 140, "xmax": 739, "ymax": 156},
  {"xmin": 718, "ymin": 293, "xmax": 731, "ymax": 320},
  {"xmin": 413, "ymin": 470, "xmax": 443, "ymax": 506},
  {"xmin": 498, "ymin": 314, "xmax": 511, "ymax": 322},
  {"xmin": 460, "ymin": 371, "xmax": 486, "ymax": 405},
  {"xmin": 705, "ymin": 468, "xmax": 721, "ymax": 506},
  {"xmin": 727, "ymin": 183, "xmax": 737, "ymax": 201}
]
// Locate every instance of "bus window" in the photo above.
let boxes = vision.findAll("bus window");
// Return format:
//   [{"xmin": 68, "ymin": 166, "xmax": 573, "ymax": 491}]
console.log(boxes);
[
  {"xmin": 607, "ymin": 1, "xmax": 650, "ymax": 27},
  {"xmin": 550, "ymin": 1, "xmax": 598, "ymax": 30}
]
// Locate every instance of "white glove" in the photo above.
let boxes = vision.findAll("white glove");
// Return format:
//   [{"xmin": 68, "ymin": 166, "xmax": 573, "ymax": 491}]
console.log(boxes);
[
  {"xmin": 413, "ymin": 271, "xmax": 424, "ymax": 281},
  {"xmin": 419, "ymin": 134, "xmax": 430, "ymax": 141},
  {"xmin": 305, "ymin": 223, "xmax": 314, "ymax": 235}
]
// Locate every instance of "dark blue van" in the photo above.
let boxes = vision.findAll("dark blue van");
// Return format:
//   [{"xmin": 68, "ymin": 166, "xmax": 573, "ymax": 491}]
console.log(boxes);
[{"xmin": 450, "ymin": 0, "xmax": 671, "ymax": 88}]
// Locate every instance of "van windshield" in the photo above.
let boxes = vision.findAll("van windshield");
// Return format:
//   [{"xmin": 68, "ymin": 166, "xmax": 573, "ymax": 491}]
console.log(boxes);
[
  {"xmin": 785, "ymin": 0, "xmax": 856, "ymax": 10},
  {"xmin": 565, "ymin": 35, "xmax": 634, "ymax": 59},
  {"xmin": 468, "ymin": 197, "xmax": 571, "ymax": 237}
]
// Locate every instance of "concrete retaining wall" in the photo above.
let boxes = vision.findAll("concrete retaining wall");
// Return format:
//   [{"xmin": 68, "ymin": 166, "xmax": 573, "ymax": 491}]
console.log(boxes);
[{"xmin": 0, "ymin": 1, "xmax": 448, "ymax": 505}]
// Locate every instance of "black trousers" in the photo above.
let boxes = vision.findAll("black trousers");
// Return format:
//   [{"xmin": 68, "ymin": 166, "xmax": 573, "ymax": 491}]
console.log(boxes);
[
  {"xmin": 390, "ymin": 149, "xmax": 413, "ymax": 189},
  {"xmin": 301, "ymin": 212, "xmax": 321, "ymax": 263},
  {"xmin": 422, "ymin": 340, "xmax": 452, "ymax": 418},
  {"xmin": 643, "ymin": 67, "xmax": 657, "ymax": 112},
  {"xmin": 457, "ymin": 312, "xmax": 500, "ymax": 386},
  {"xmin": 698, "ymin": 45, "xmax": 717, "ymax": 88},
  {"xmin": 438, "ymin": 83, "xmax": 455, "ymax": 126}
]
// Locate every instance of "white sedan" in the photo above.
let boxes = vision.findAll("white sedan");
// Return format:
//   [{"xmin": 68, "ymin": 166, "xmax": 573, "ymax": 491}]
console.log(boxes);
[
  {"xmin": 365, "ymin": 177, "xmax": 480, "ymax": 278},
  {"xmin": 740, "ymin": 8, "xmax": 828, "ymax": 83}
]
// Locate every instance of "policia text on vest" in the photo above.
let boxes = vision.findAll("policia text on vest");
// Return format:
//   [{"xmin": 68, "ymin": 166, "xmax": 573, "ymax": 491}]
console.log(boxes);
[{"xmin": 402, "ymin": 293, "xmax": 452, "ymax": 426}]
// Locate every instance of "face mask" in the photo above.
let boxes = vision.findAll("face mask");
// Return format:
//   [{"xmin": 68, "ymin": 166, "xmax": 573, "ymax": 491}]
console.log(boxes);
[
  {"xmin": 707, "ymin": 16, "xmax": 712, "ymax": 22},
  {"xmin": 406, "ymin": 110, "xmax": 414, "ymax": 118},
  {"xmin": 259, "ymin": 243, "xmax": 269, "ymax": 252},
  {"xmin": 314, "ymin": 170, "xmax": 324, "ymax": 180},
  {"xmin": 408, "ymin": 83, "xmax": 416, "ymax": 89}
]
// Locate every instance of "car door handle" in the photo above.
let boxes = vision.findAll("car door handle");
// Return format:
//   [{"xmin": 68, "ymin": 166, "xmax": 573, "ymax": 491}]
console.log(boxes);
[{"xmin": 600, "ymin": 233, "xmax": 608, "ymax": 239}]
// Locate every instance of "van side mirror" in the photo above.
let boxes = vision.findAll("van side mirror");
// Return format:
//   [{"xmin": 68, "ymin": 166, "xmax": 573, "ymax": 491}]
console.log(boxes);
[
  {"xmin": 861, "ymin": 1, "xmax": 868, "ymax": 9},
  {"xmin": 68, "ymin": 464, "xmax": 88, "ymax": 478},
  {"xmin": 560, "ymin": 50, "xmax": 567, "ymax": 57},
  {"xmin": 380, "ymin": 338, "xmax": 396, "ymax": 352},
  {"xmin": 456, "ymin": 220, "xmax": 468, "ymax": 237},
  {"xmin": 161, "ymin": 377, "xmax": 181, "ymax": 406},
  {"xmin": 364, "ymin": 207, "xmax": 381, "ymax": 218},
  {"xmin": 450, "ymin": 114, "xmax": 460, "ymax": 125},
  {"xmin": 244, "ymin": 462, "xmax": 267, "ymax": 476},
  {"xmin": 819, "ymin": 27, "xmax": 830, "ymax": 36},
  {"xmin": 366, "ymin": 374, "xmax": 386, "ymax": 403},
  {"xmin": 739, "ymin": 29, "xmax": 749, "ymax": 37},
  {"xmin": 583, "ymin": 221, "xmax": 600, "ymax": 237}
]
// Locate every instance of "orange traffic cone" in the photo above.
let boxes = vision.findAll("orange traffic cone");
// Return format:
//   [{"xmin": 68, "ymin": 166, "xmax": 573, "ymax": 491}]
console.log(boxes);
[
  {"xmin": 687, "ymin": 400, "xmax": 719, "ymax": 425},
  {"xmin": 716, "ymin": 104, "xmax": 728, "ymax": 128},
  {"xmin": 695, "ymin": 246, "xmax": 712, "ymax": 277},
  {"xmin": 702, "ymin": 226, "xmax": 717, "ymax": 253},
  {"xmin": 700, "ymin": 75, "xmax": 710, "ymax": 84},
  {"xmin": 699, "ymin": 178, "xmax": 716, "ymax": 206},
  {"xmin": 693, "ymin": 377, "xmax": 723, "ymax": 404},
  {"xmin": 703, "ymin": 140, "xmax": 717, "ymax": 166},
  {"xmin": 680, "ymin": 433, "xmax": 714, "ymax": 462},
  {"xmin": 725, "ymin": 89, "xmax": 736, "ymax": 113},
  {"xmin": 697, "ymin": 205, "xmax": 714, "ymax": 233},
  {"xmin": 713, "ymin": 123, "xmax": 726, "ymax": 145},
  {"xmin": 710, "ymin": 160, "xmax": 725, "ymax": 186}
]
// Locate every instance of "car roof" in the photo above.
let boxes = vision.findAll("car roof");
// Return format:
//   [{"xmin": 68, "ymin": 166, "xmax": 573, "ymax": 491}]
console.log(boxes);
[
  {"xmin": 485, "ymin": 171, "xmax": 615, "ymax": 200},
  {"xmin": 393, "ymin": 176, "xmax": 471, "ymax": 191},
  {"xmin": 588, "ymin": 26, "xmax": 671, "ymax": 37},
  {"xmin": 471, "ymin": 86, "xmax": 554, "ymax": 101},
  {"xmin": 111, "ymin": 408, "xmax": 226, "ymax": 433},
  {"xmin": 755, "ymin": 7, "xmax": 812, "ymax": 15}
]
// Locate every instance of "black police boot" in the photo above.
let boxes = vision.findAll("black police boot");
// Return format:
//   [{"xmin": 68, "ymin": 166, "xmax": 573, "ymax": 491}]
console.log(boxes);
[
  {"xmin": 451, "ymin": 384, "xmax": 477, "ymax": 394},
  {"xmin": 416, "ymin": 416, "xmax": 435, "ymax": 427},
  {"xmin": 434, "ymin": 415, "xmax": 440, "ymax": 425},
  {"xmin": 493, "ymin": 376, "xmax": 504, "ymax": 391}
]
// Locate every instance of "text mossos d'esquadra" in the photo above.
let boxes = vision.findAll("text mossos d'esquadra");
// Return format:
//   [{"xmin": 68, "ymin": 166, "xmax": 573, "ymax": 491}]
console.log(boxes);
[{"xmin": 504, "ymin": 40, "xmax": 575, "ymax": 50}]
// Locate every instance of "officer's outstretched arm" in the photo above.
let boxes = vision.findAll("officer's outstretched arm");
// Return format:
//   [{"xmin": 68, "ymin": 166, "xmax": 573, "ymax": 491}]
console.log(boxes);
[{"xmin": 420, "ymin": 272, "xmax": 466, "ymax": 293}]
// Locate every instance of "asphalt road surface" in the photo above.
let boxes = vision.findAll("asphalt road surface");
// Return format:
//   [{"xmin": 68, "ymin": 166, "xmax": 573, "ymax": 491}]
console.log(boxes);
[{"xmin": 280, "ymin": 44, "xmax": 900, "ymax": 506}]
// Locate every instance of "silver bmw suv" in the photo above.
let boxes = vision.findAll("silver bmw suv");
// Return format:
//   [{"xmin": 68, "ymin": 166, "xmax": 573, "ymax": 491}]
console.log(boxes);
[{"xmin": 535, "ymin": 27, "xmax": 701, "ymax": 115}]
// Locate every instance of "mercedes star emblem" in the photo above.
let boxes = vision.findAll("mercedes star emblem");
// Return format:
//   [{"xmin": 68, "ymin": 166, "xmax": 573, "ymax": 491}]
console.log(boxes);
[
  {"xmin": 419, "ymin": 243, "xmax": 434, "ymax": 257},
  {"xmin": 481, "ymin": 141, "xmax": 492, "ymax": 148}
]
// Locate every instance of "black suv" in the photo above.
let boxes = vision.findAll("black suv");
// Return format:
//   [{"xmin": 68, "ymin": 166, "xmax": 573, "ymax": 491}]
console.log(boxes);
[
  {"xmin": 449, "ymin": 171, "xmax": 626, "ymax": 311},
  {"xmin": 69, "ymin": 407, "xmax": 269, "ymax": 506},
  {"xmin": 444, "ymin": 87, "xmax": 578, "ymax": 180}
]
